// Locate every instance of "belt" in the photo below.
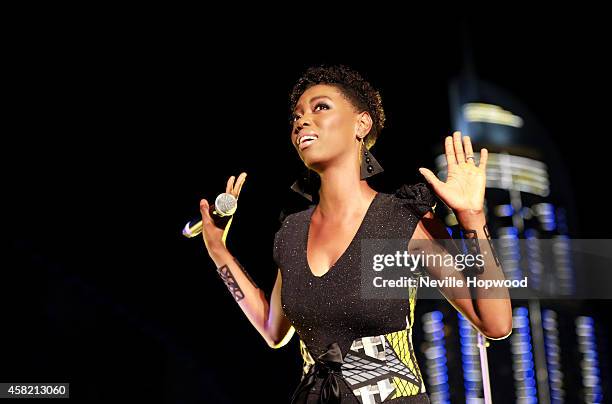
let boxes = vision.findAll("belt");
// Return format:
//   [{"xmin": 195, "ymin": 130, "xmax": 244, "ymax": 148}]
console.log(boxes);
[{"xmin": 290, "ymin": 342, "xmax": 345, "ymax": 404}]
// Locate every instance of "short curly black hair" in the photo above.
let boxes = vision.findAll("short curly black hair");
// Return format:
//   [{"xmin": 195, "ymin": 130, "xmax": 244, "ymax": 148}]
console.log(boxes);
[{"xmin": 289, "ymin": 64, "xmax": 386, "ymax": 150}]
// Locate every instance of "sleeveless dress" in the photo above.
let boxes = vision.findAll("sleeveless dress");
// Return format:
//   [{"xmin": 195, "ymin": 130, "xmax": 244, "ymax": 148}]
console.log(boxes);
[{"xmin": 273, "ymin": 183, "xmax": 438, "ymax": 404}]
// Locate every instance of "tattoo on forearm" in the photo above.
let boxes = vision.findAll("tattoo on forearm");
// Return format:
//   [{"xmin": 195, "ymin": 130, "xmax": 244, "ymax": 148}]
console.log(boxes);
[
  {"xmin": 217, "ymin": 258, "xmax": 259, "ymax": 302},
  {"xmin": 460, "ymin": 226, "xmax": 484, "ymax": 274},
  {"xmin": 483, "ymin": 224, "xmax": 501, "ymax": 267},
  {"xmin": 233, "ymin": 257, "xmax": 259, "ymax": 289},
  {"xmin": 217, "ymin": 264, "xmax": 245, "ymax": 302},
  {"xmin": 460, "ymin": 228, "xmax": 478, "ymax": 239}
]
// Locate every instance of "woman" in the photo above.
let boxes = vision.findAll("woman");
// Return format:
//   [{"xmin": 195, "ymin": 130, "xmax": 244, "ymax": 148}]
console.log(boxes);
[{"xmin": 199, "ymin": 65, "xmax": 512, "ymax": 403}]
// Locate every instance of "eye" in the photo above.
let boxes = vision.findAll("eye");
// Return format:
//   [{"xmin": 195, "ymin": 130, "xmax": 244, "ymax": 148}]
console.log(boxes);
[{"xmin": 290, "ymin": 103, "xmax": 329, "ymax": 125}]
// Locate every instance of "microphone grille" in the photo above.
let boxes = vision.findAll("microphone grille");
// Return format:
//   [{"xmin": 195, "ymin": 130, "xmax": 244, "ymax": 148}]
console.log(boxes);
[{"xmin": 215, "ymin": 193, "xmax": 238, "ymax": 216}]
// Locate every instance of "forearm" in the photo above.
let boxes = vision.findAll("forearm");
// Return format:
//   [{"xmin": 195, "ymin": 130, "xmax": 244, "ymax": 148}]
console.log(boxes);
[
  {"xmin": 208, "ymin": 246, "xmax": 276, "ymax": 346},
  {"xmin": 455, "ymin": 210, "xmax": 512, "ymax": 338}
]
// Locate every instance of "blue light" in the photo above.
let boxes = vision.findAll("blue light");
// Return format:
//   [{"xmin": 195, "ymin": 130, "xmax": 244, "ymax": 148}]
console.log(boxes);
[
  {"xmin": 430, "ymin": 310, "xmax": 443, "ymax": 321},
  {"xmin": 458, "ymin": 313, "xmax": 484, "ymax": 401},
  {"xmin": 422, "ymin": 311, "xmax": 450, "ymax": 404},
  {"xmin": 576, "ymin": 316, "xmax": 602, "ymax": 403},
  {"xmin": 511, "ymin": 307, "xmax": 537, "ymax": 402}
]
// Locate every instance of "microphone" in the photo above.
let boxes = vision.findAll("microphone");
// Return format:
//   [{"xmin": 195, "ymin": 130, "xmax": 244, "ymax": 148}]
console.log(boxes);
[{"xmin": 182, "ymin": 193, "xmax": 238, "ymax": 238}]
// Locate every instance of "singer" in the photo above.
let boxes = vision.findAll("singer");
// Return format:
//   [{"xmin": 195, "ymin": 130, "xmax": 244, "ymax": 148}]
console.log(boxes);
[{"xmin": 198, "ymin": 65, "xmax": 512, "ymax": 403}]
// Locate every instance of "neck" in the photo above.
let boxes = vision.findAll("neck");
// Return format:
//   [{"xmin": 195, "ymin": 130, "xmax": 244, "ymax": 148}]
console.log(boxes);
[{"xmin": 315, "ymin": 159, "xmax": 376, "ymax": 219}]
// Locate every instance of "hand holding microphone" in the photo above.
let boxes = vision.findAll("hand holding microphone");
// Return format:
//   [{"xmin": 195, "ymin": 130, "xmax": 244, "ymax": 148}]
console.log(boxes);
[
  {"xmin": 184, "ymin": 172, "xmax": 247, "ymax": 254},
  {"xmin": 182, "ymin": 192, "xmax": 238, "ymax": 237}
]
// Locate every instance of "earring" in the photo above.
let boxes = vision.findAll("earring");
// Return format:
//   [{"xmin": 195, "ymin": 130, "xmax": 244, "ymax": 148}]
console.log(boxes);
[
  {"xmin": 290, "ymin": 138, "xmax": 382, "ymax": 202},
  {"xmin": 359, "ymin": 137, "xmax": 384, "ymax": 179}
]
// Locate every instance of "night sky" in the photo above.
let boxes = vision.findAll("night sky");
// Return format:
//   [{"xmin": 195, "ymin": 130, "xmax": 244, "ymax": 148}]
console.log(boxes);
[{"xmin": 6, "ymin": 15, "xmax": 611, "ymax": 403}]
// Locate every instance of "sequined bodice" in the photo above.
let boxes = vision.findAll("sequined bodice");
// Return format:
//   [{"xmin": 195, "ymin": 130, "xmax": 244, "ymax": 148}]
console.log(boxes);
[{"xmin": 273, "ymin": 183, "xmax": 437, "ymax": 403}]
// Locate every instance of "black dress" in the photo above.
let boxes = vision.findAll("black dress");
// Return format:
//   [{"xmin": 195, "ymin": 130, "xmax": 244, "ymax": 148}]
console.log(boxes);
[{"xmin": 273, "ymin": 183, "xmax": 438, "ymax": 404}]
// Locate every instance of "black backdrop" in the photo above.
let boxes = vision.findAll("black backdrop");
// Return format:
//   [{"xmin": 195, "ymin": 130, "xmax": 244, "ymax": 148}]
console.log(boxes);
[{"xmin": 5, "ymin": 14, "xmax": 612, "ymax": 403}]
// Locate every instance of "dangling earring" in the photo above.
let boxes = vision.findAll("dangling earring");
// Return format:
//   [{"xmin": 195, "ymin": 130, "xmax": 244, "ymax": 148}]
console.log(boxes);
[{"xmin": 359, "ymin": 137, "xmax": 384, "ymax": 179}]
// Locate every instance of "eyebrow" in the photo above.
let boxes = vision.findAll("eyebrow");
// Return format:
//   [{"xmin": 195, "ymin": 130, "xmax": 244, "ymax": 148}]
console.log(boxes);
[{"xmin": 294, "ymin": 95, "xmax": 332, "ymax": 113}]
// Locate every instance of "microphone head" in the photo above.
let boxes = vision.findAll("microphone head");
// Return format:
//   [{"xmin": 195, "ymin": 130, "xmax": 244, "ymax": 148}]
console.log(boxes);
[{"xmin": 214, "ymin": 193, "xmax": 238, "ymax": 216}]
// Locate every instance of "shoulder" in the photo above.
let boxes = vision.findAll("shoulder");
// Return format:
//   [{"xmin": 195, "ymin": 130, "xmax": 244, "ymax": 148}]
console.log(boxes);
[
  {"xmin": 278, "ymin": 205, "xmax": 313, "ymax": 227},
  {"xmin": 275, "ymin": 205, "xmax": 314, "ymax": 241},
  {"xmin": 389, "ymin": 182, "xmax": 439, "ymax": 218},
  {"xmin": 273, "ymin": 206, "xmax": 313, "ymax": 267}
]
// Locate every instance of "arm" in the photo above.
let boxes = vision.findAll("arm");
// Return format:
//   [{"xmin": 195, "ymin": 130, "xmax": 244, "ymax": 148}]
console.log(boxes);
[
  {"xmin": 416, "ymin": 132, "xmax": 512, "ymax": 339},
  {"xmin": 199, "ymin": 172, "xmax": 294, "ymax": 348},
  {"xmin": 208, "ymin": 246, "xmax": 295, "ymax": 348},
  {"xmin": 411, "ymin": 211, "xmax": 512, "ymax": 339}
]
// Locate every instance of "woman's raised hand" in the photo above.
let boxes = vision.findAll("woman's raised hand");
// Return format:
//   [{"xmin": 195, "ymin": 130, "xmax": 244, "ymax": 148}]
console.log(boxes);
[
  {"xmin": 199, "ymin": 172, "xmax": 247, "ymax": 254},
  {"xmin": 418, "ymin": 132, "xmax": 488, "ymax": 214}
]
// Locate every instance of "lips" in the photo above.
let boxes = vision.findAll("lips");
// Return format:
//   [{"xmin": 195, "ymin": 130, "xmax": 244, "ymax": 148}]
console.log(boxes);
[
  {"xmin": 298, "ymin": 136, "xmax": 318, "ymax": 150},
  {"xmin": 297, "ymin": 132, "xmax": 319, "ymax": 150}
]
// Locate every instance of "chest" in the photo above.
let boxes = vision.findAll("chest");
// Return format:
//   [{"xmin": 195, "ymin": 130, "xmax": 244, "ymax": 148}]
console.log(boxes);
[
  {"xmin": 281, "ymin": 258, "xmax": 411, "ymax": 345},
  {"xmin": 277, "ymin": 197, "xmax": 422, "ymax": 349},
  {"xmin": 306, "ymin": 217, "xmax": 365, "ymax": 277}
]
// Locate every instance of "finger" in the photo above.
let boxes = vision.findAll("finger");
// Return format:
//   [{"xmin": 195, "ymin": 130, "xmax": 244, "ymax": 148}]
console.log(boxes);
[
  {"xmin": 199, "ymin": 199, "xmax": 212, "ymax": 224},
  {"xmin": 463, "ymin": 135, "xmax": 475, "ymax": 165},
  {"xmin": 418, "ymin": 167, "xmax": 444, "ymax": 188},
  {"xmin": 445, "ymin": 136, "xmax": 458, "ymax": 169},
  {"xmin": 226, "ymin": 176, "xmax": 236, "ymax": 194},
  {"xmin": 233, "ymin": 172, "xmax": 247, "ymax": 199},
  {"xmin": 453, "ymin": 131, "xmax": 465, "ymax": 164},
  {"xmin": 479, "ymin": 148, "xmax": 488, "ymax": 170}
]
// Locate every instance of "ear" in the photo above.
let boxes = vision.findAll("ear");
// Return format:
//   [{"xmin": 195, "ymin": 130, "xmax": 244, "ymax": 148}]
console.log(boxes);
[{"xmin": 356, "ymin": 111, "xmax": 373, "ymax": 138}]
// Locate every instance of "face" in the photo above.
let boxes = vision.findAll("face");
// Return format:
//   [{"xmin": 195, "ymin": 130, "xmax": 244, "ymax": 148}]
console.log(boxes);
[{"xmin": 291, "ymin": 84, "xmax": 371, "ymax": 171}]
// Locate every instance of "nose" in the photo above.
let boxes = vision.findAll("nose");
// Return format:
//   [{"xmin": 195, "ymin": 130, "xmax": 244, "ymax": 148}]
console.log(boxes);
[
  {"xmin": 296, "ymin": 116, "xmax": 311, "ymax": 128},
  {"xmin": 294, "ymin": 115, "xmax": 312, "ymax": 135}
]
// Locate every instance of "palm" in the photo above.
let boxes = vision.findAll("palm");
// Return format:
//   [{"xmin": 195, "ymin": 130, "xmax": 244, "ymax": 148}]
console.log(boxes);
[{"xmin": 419, "ymin": 132, "xmax": 488, "ymax": 213}]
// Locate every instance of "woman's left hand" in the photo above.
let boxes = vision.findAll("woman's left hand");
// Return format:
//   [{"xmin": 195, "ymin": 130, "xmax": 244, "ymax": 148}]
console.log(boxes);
[{"xmin": 418, "ymin": 131, "xmax": 488, "ymax": 214}]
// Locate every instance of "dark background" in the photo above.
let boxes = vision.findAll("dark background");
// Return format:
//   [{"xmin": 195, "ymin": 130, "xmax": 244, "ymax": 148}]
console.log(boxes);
[{"xmin": 5, "ymin": 14, "xmax": 611, "ymax": 403}]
